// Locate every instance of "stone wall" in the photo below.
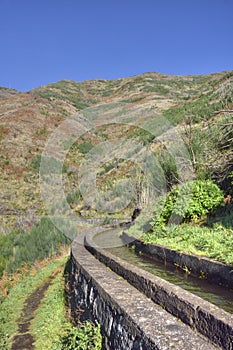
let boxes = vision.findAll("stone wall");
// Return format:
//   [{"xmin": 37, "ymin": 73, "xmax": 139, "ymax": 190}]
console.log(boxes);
[
  {"xmin": 70, "ymin": 229, "xmax": 219, "ymax": 350},
  {"xmin": 85, "ymin": 231, "xmax": 233, "ymax": 350},
  {"xmin": 121, "ymin": 232, "xmax": 233, "ymax": 289}
]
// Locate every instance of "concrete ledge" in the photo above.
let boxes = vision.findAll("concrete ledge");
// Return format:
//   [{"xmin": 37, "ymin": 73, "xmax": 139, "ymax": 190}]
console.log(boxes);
[
  {"xmin": 122, "ymin": 232, "xmax": 233, "ymax": 289},
  {"xmin": 72, "ymin": 217, "xmax": 131, "ymax": 226},
  {"xmin": 70, "ymin": 229, "xmax": 218, "ymax": 350},
  {"xmin": 85, "ymin": 230, "xmax": 233, "ymax": 350}
]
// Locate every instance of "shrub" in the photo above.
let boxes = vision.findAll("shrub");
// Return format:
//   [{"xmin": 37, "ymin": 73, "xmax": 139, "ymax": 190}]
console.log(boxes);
[
  {"xmin": 127, "ymin": 128, "xmax": 155, "ymax": 145},
  {"xmin": 157, "ymin": 149, "xmax": 179, "ymax": 189},
  {"xmin": 0, "ymin": 230, "xmax": 20, "ymax": 276},
  {"xmin": 152, "ymin": 180, "xmax": 224, "ymax": 230},
  {"xmin": 58, "ymin": 322, "xmax": 102, "ymax": 350},
  {"xmin": 31, "ymin": 155, "xmax": 42, "ymax": 173},
  {"xmin": 143, "ymin": 222, "xmax": 233, "ymax": 264},
  {"xmin": 66, "ymin": 189, "xmax": 81, "ymax": 205},
  {"xmin": 77, "ymin": 140, "xmax": 94, "ymax": 154}
]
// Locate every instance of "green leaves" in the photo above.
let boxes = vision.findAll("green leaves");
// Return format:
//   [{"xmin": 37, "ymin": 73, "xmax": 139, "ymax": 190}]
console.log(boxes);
[
  {"xmin": 152, "ymin": 180, "xmax": 224, "ymax": 230},
  {"xmin": 58, "ymin": 322, "xmax": 102, "ymax": 350}
]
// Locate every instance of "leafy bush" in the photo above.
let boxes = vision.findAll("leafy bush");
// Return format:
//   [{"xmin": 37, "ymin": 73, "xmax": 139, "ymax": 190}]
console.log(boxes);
[
  {"xmin": 143, "ymin": 84, "xmax": 169, "ymax": 94},
  {"xmin": 0, "ymin": 230, "xmax": 19, "ymax": 276},
  {"xmin": 181, "ymin": 115, "xmax": 233, "ymax": 181},
  {"xmin": 163, "ymin": 91, "xmax": 222, "ymax": 125},
  {"xmin": 127, "ymin": 128, "xmax": 155, "ymax": 145},
  {"xmin": 152, "ymin": 180, "xmax": 224, "ymax": 230},
  {"xmin": 58, "ymin": 322, "xmax": 102, "ymax": 350},
  {"xmin": 76, "ymin": 140, "xmax": 94, "ymax": 154}
]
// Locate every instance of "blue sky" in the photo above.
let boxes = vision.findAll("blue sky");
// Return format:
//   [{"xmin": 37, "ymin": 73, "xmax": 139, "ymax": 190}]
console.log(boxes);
[{"xmin": 1, "ymin": 0, "xmax": 233, "ymax": 91}]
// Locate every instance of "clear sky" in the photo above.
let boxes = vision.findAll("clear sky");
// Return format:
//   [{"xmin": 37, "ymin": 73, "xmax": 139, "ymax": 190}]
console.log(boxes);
[{"xmin": 1, "ymin": 0, "xmax": 233, "ymax": 91}]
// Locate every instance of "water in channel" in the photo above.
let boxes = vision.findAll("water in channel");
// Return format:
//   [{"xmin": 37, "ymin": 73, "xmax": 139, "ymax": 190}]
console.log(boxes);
[{"xmin": 93, "ymin": 228, "xmax": 233, "ymax": 314}]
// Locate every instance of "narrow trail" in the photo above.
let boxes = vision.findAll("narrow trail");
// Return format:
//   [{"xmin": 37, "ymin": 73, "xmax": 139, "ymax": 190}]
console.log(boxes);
[{"xmin": 11, "ymin": 269, "xmax": 62, "ymax": 350}]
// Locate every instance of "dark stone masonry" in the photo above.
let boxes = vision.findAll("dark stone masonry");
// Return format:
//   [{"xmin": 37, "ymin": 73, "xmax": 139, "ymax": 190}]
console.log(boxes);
[
  {"xmin": 121, "ymin": 232, "xmax": 233, "ymax": 289},
  {"xmin": 69, "ymin": 228, "xmax": 231, "ymax": 349}
]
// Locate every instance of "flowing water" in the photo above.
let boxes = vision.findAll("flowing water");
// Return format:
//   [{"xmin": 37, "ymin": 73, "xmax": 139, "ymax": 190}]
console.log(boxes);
[{"xmin": 93, "ymin": 228, "xmax": 233, "ymax": 314}]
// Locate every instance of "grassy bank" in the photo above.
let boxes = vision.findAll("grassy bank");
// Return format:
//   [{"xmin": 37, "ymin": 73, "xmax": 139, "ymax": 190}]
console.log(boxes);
[
  {"xmin": 130, "ymin": 179, "xmax": 233, "ymax": 265},
  {"xmin": 0, "ymin": 254, "xmax": 102, "ymax": 350},
  {"xmin": 142, "ymin": 222, "xmax": 233, "ymax": 265}
]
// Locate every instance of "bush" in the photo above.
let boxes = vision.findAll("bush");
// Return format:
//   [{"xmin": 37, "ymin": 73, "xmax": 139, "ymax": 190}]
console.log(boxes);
[
  {"xmin": 127, "ymin": 128, "xmax": 155, "ymax": 145},
  {"xmin": 152, "ymin": 180, "xmax": 224, "ymax": 230},
  {"xmin": 76, "ymin": 140, "xmax": 94, "ymax": 154},
  {"xmin": 66, "ymin": 189, "xmax": 81, "ymax": 205},
  {"xmin": 0, "ymin": 230, "xmax": 20, "ymax": 276},
  {"xmin": 31, "ymin": 155, "xmax": 42, "ymax": 173},
  {"xmin": 58, "ymin": 322, "xmax": 102, "ymax": 350},
  {"xmin": 158, "ymin": 149, "xmax": 179, "ymax": 189}
]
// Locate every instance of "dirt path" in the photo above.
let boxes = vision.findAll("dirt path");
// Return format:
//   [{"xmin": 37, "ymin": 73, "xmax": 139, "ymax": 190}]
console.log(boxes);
[{"xmin": 11, "ymin": 269, "xmax": 61, "ymax": 350}]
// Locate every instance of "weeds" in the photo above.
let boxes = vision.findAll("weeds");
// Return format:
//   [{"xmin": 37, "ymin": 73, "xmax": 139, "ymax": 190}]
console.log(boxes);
[
  {"xmin": 142, "ymin": 222, "xmax": 233, "ymax": 265},
  {"xmin": 0, "ymin": 256, "xmax": 68, "ymax": 349},
  {"xmin": 0, "ymin": 254, "xmax": 102, "ymax": 350}
]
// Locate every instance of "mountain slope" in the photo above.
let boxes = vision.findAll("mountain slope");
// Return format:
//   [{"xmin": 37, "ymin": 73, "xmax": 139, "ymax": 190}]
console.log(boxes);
[{"xmin": 0, "ymin": 70, "xmax": 233, "ymax": 232}]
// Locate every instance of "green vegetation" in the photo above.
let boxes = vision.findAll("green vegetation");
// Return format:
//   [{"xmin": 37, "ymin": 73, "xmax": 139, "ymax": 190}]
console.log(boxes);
[
  {"xmin": 0, "ymin": 256, "xmax": 66, "ymax": 349},
  {"xmin": 163, "ymin": 90, "xmax": 223, "ymax": 125},
  {"xmin": 151, "ymin": 180, "xmax": 224, "ymax": 229},
  {"xmin": 0, "ymin": 217, "xmax": 70, "ymax": 277},
  {"xmin": 75, "ymin": 139, "xmax": 94, "ymax": 154},
  {"xmin": 182, "ymin": 114, "xmax": 233, "ymax": 181},
  {"xmin": 0, "ymin": 256, "xmax": 102, "ymax": 350},
  {"xmin": 2, "ymin": 70, "xmax": 233, "ymax": 349},
  {"xmin": 37, "ymin": 90, "xmax": 65, "ymax": 101},
  {"xmin": 157, "ymin": 148, "xmax": 179, "ymax": 189},
  {"xmin": 39, "ymin": 107, "xmax": 49, "ymax": 116},
  {"xmin": 36, "ymin": 127, "xmax": 47, "ymax": 135},
  {"xmin": 36, "ymin": 82, "xmax": 90, "ymax": 110},
  {"xmin": 143, "ymin": 222, "xmax": 233, "ymax": 265},
  {"xmin": 127, "ymin": 128, "xmax": 155, "ymax": 145},
  {"xmin": 31, "ymin": 155, "xmax": 68, "ymax": 175},
  {"xmin": 31, "ymin": 261, "xmax": 102, "ymax": 350},
  {"xmin": 31, "ymin": 154, "xmax": 42, "ymax": 172},
  {"xmin": 143, "ymin": 84, "xmax": 169, "ymax": 95},
  {"xmin": 57, "ymin": 322, "xmax": 102, "ymax": 350},
  {"xmin": 136, "ymin": 179, "xmax": 233, "ymax": 265},
  {"xmin": 66, "ymin": 189, "xmax": 82, "ymax": 205},
  {"xmin": 101, "ymin": 162, "xmax": 115, "ymax": 174},
  {"xmin": 64, "ymin": 134, "xmax": 95, "ymax": 155}
]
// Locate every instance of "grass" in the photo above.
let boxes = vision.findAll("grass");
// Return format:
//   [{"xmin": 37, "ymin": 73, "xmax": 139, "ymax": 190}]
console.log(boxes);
[
  {"xmin": 31, "ymin": 263, "xmax": 102, "ymax": 350},
  {"xmin": 141, "ymin": 221, "xmax": 233, "ymax": 265},
  {"xmin": 0, "ymin": 253, "xmax": 102, "ymax": 350},
  {"xmin": 31, "ymin": 271, "xmax": 68, "ymax": 349},
  {"xmin": 0, "ymin": 254, "xmax": 68, "ymax": 349}
]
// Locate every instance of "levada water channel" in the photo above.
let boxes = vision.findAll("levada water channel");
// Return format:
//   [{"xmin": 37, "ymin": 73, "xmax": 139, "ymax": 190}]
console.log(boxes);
[{"xmin": 93, "ymin": 228, "xmax": 233, "ymax": 314}]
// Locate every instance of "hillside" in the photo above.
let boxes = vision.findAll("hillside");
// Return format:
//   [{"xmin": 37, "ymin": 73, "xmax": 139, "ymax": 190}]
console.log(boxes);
[{"xmin": 0, "ymin": 70, "xmax": 233, "ymax": 234}]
